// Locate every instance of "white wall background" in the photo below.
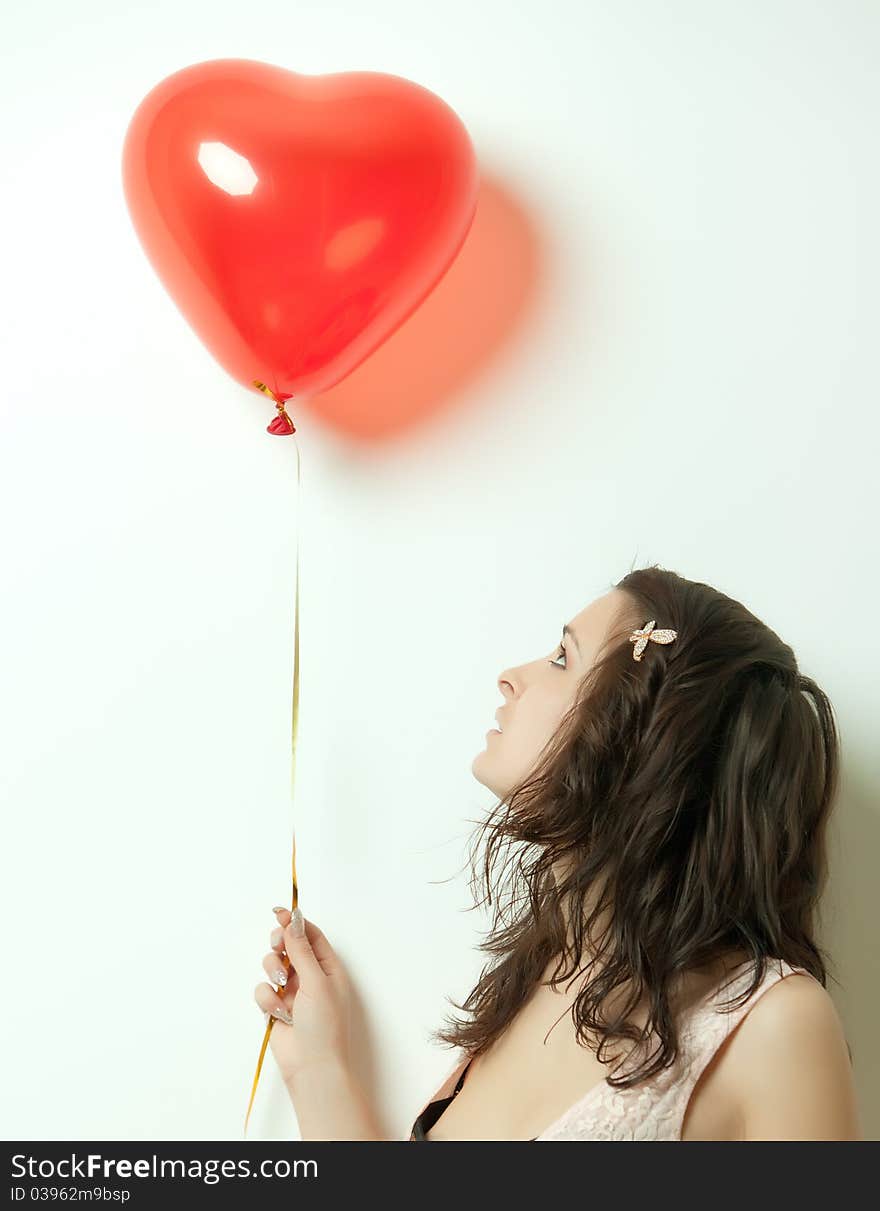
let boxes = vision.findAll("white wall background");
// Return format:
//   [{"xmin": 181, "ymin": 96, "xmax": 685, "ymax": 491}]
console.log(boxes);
[{"xmin": 1, "ymin": 0, "xmax": 877, "ymax": 1141}]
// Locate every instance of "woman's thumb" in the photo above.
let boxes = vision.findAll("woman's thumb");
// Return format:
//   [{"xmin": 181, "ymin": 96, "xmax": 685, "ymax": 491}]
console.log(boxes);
[{"xmin": 283, "ymin": 908, "xmax": 321, "ymax": 981}]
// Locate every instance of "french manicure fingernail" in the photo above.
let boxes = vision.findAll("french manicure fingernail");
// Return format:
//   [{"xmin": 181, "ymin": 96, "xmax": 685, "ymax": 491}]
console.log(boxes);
[
  {"xmin": 272, "ymin": 906, "xmax": 286, "ymax": 914},
  {"xmin": 273, "ymin": 968, "xmax": 288, "ymax": 987},
  {"xmin": 289, "ymin": 907, "xmax": 305, "ymax": 937}
]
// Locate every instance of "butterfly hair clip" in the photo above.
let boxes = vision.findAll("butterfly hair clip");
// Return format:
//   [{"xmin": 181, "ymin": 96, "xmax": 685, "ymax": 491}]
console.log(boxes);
[{"xmin": 628, "ymin": 620, "xmax": 678, "ymax": 662}]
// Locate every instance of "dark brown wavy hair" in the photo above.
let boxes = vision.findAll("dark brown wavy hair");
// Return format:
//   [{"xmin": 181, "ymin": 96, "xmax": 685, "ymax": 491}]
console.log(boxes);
[{"xmin": 431, "ymin": 564, "xmax": 846, "ymax": 1088}]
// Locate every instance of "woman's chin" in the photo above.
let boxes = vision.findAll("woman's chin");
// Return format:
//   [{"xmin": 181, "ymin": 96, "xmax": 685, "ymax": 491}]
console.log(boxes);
[
  {"xmin": 471, "ymin": 748, "xmax": 503, "ymax": 795},
  {"xmin": 470, "ymin": 747, "xmax": 488, "ymax": 781}
]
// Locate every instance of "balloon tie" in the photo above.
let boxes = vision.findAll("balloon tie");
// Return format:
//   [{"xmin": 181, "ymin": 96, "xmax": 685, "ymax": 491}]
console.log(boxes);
[{"xmin": 253, "ymin": 379, "xmax": 296, "ymax": 435}]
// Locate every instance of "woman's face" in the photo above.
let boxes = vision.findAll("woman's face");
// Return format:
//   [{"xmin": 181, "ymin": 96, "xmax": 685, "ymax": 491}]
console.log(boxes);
[{"xmin": 472, "ymin": 588, "xmax": 630, "ymax": 799}]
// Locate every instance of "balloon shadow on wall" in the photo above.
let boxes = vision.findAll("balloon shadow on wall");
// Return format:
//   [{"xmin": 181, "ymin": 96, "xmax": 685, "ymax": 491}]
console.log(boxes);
[{"xmin": 301, "ymin": 174, "xmax": 543, "ymax": 445}]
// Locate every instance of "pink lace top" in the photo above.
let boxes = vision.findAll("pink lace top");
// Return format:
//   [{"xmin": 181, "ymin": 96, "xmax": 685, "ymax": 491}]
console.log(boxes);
[{"xmin": 407, "ymin": 957, "xmax": 814, "ymax": 1141}]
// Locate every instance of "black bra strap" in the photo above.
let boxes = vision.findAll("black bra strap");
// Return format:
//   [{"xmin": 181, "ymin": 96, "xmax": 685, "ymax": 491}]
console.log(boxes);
[{"xmin": 410, "ymin": 1057, "xmax": 536, "ymax": 1140}]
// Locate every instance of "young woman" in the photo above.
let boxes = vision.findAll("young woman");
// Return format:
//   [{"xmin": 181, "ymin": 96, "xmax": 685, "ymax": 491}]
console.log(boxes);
[{"xmin": 253, "ymin": 565, "xmax": 863, "ymax": 1140}]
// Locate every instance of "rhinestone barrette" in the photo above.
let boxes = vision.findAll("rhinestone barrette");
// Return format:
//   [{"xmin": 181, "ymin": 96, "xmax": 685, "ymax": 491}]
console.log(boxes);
[{"xmin": 628, "ymin": 619, "xmax": 678, "ymax": 661}]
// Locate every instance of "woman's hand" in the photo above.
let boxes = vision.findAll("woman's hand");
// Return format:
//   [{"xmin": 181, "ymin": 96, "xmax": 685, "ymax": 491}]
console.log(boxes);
[{"xmin": 254, "ymin": 907, "xmax": 353, "ymax": 1086}]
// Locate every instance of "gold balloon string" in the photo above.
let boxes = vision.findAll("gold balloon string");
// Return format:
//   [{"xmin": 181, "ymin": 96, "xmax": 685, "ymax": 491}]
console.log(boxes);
[{"xmin": 243, "ymin": 380, "xmax": 302, "ymax": 1137}]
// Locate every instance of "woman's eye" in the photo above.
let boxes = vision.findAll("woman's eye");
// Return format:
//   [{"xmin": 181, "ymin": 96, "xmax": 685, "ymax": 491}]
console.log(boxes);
[{"xmin": 549, "ymin": 644, "xmax": 567, "ymax": 669}]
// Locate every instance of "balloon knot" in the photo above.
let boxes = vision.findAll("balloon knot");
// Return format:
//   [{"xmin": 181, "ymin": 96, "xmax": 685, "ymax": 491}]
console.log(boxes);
[{"xmin": 253, "ymin": 379, "xmax": 296, "ymax": 435}]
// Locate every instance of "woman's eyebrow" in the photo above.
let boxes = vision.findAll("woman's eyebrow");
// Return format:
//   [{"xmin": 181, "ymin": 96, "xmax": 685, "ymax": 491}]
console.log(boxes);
[{"xmin": 563, "ymin": 624, "xmax": 581, "ymax": 654}]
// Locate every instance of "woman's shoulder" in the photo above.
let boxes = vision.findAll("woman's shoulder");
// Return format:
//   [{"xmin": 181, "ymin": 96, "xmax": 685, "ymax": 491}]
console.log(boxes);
[
  {"xmin": 724, "ymin": 960, "xmax": 843, "ymax": 1060},
  {"xmin": 713, "ymin": 960, "xmax": 862, "ymax": 1139}
]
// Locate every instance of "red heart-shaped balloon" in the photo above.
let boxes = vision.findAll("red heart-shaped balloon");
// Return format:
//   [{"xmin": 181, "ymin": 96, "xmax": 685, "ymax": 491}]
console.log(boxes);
[{"xmin": 122, "ymin": 59, "xmax": 479, "ymax": 424}]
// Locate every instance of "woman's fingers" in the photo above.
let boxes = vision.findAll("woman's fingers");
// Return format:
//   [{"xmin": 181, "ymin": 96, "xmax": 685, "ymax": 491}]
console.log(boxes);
[
  {"xmin": 262, "ymin": 951, "xmax": 297, "ymax": 988},
  {"xmin": 260, "ymin": 910, "xmax": 300, "ymax": 1023},
  {"xmin": 254, "ymin": 981, "xmax": 294, "ymax": 1024}
]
